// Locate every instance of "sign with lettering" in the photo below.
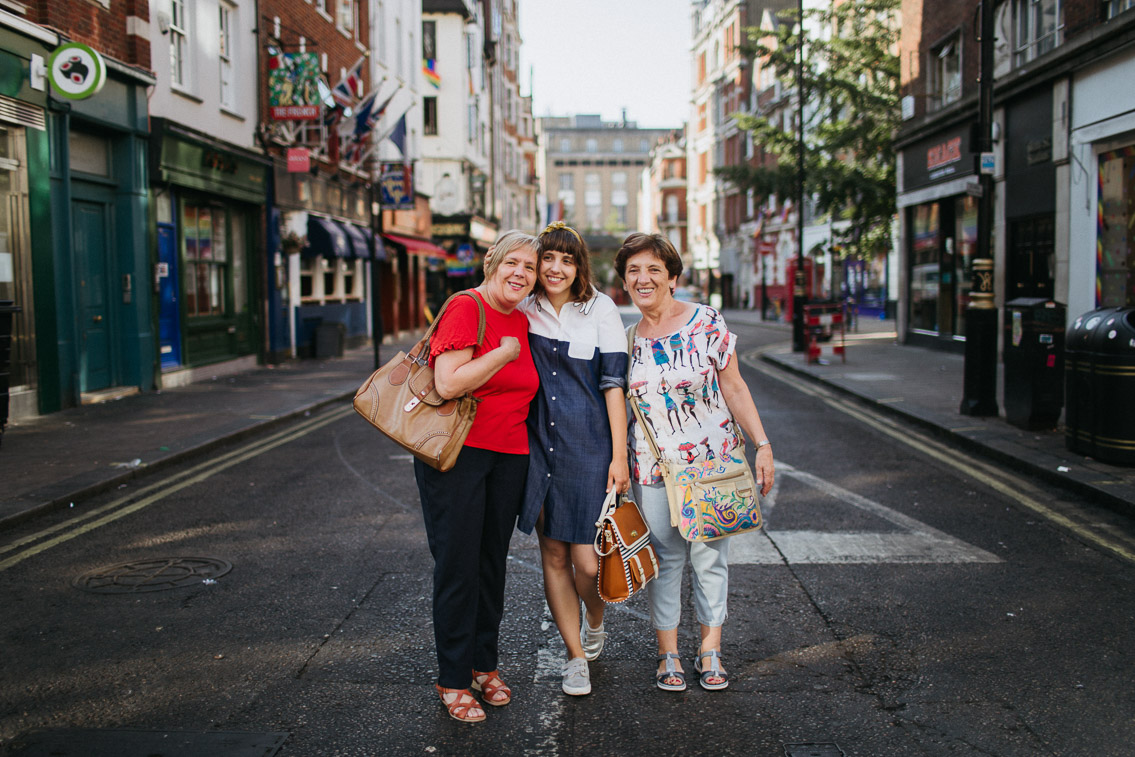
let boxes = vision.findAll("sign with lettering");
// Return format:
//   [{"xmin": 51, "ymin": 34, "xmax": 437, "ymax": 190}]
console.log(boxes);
[
  {"xmin": 903, "ymin": 127, "xmax": 974, "ymax": 191},
  {"xmin": 268, "ymin": 52, "xmax": 321, "ymax": 121}
]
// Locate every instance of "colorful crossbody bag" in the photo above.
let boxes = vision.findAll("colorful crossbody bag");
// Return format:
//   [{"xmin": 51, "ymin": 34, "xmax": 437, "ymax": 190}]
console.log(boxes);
[{"xmin": 626, "ymin": 323, "xmax": 763, "ymax": 542}]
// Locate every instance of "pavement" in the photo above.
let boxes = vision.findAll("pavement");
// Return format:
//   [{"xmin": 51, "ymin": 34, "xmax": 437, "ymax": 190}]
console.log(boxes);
[{"xmin": 2, "ymin": 310, "xmax": 1133, "ymax": 531}]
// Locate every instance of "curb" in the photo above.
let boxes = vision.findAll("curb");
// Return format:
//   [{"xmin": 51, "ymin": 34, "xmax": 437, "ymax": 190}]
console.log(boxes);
[
  {"xmin": 758, "ymin": 347, "xmax": 1135, "ymax": 519},
  {"xmin": 0, "ymin": 392, "xmax": 356, "ymax": 533}
]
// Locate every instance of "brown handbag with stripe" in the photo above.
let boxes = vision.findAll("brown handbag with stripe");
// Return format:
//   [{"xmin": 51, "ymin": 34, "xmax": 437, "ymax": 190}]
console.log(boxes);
[{"xmin": 594, "ymin": 488, "xmax": 659, "ymax": 603}]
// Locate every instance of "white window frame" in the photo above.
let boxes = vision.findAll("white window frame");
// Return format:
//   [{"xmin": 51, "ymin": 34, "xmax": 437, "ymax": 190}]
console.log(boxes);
[
  {"xmin": 169, "ymin": 0, "xmax": 191, "ymax": 90},
  {"xmin": 218, "ymin": 1, "xmax": 235, "ymax": 109},
  {"xmin": 337, "ymin": 0, "xmax": 356, "ymax": 36},
  {"xmin": 1013, "ymin": 0, "xmax": 1063, "ymax": 67},
  {"xmin": 930, "ymin": 35, "xmax": 961, "ymax": 110},
  {"xmin": 1107, "ymin": 0, "xmax": 1135, "ymax": 17}
]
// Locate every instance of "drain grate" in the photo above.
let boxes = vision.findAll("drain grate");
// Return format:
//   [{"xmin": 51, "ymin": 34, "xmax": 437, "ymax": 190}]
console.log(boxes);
[
  {"xmin": 72, "ymin": 557, "xmax": 232, "ymax": 594},
  {"xmin": 784, "ymin": 745, "xmax": 846, "ymax": 757}
]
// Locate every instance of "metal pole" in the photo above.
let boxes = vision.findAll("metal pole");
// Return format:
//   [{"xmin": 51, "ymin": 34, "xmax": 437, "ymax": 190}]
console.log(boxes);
[
  {"xmin": 370, "ymin": 183, "xmax": 385, "ymax": 370},
  {"xmin": 792, "ymin": 0, "xmax": 806, "ymax": 352},
  {"xmin": 960, "ymin": 0, "xmax": 999, "ymax": 416}
]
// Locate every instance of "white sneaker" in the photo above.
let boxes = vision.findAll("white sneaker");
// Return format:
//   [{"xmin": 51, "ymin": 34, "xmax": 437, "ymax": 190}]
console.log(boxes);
[
  {"xmin": 562, "ymin": 656, "xmax": 591, "ymax": 696},
  {"xmin": 581, "ymin": 616, "xmax": 607, "ymax": 661}
]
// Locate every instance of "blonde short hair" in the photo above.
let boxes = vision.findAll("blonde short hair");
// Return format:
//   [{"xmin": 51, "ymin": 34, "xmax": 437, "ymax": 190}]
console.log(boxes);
[{"xmin": 484, "ymin": 230, "xmax": 538, "ymax": 279}]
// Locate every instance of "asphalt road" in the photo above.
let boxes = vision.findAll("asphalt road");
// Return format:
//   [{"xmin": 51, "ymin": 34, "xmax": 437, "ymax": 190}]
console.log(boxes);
[{"xmin": 2, "ymin": 320, "xmax": 1134, "ymax": 756}]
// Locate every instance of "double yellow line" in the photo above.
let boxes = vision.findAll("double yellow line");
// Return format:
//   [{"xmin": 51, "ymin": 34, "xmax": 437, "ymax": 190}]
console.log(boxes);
[
  {"xmin": 0, "ymin": 404, "xmax": 354, "ymax": 572},
  {"xmin": 745, "ymin": 349, "xmax": 1135, "ymax": 565}
]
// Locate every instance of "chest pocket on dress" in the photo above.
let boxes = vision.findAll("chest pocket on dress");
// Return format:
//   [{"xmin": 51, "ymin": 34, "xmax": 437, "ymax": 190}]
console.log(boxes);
[{"xmin": 568, "ymin": 334, "xmax": 599, "ymax": 361}]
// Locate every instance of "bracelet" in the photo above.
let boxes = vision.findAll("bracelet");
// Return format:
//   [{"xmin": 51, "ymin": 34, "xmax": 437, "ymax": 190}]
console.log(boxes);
[{"xmin": 756, "ymin": 439, "xmax": 772, "ymax": 449}]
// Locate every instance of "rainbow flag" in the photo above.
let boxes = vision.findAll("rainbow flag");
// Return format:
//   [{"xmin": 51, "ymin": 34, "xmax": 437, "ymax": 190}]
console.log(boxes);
[{"xmin": 423, "ymin": 59, "xmax": 440, "ymax": 89}]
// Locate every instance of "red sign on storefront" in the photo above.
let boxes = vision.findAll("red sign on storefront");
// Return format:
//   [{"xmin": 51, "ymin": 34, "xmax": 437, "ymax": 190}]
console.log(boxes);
[{"xmin": 287, "ymin": 147, "xmax": 310, "ymax": 173}]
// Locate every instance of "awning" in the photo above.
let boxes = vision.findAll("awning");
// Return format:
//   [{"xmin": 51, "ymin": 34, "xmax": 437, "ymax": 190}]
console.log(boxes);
[
  {"xmin": 304, "ymin": 215, "xmax": 351, "ymax": 258},
  {"xmin": 383, "ymin": 233, "xmax": 447, "ymax": 257},
  {"xmin": 342, "ymin": 222, "xmax": 383, "ymax": 259}
]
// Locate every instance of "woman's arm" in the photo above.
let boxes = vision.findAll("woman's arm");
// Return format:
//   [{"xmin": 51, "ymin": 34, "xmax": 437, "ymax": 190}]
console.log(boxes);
[
  {"xmin": 717, "ymin": 358, "xmax": 774, "ymax": 496},
  {"xmin": 433, "ymin": 336, "xmax": 521, "ymax": 399},
  {"xmin": 603, "ymin": 386, "xmax": 629, "ymax": 493}
]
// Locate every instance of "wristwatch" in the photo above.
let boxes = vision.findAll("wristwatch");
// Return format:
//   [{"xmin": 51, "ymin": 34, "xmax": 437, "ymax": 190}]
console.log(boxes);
[{"xmin": 756, "ymin": 439, "xmax": 772, "ymax": 449}]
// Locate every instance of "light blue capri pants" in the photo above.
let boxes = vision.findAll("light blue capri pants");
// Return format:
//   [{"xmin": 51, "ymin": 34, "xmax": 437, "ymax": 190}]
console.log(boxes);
[{"xmin": 633, "ymin": 481, "xmax": 730, "ymax": 630}]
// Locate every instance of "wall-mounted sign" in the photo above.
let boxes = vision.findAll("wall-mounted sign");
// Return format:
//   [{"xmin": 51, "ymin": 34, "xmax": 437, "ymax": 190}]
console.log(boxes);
[
  {"xmin": 379, "ymin": 162, "xmax": 414, "ymax": 209},
  {"xmin": 287, "ymin": 147, "xmax": 311, "ymax": 173},
  {"xmin": 47, "ymin": 42, "xmax": 106, "ymax": 100},
  {"xmin": 268, "ymin": 52, "xmax": 321, "ymax": 121}
]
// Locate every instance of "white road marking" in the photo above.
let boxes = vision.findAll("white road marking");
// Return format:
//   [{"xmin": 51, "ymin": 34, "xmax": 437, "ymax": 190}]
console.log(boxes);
[{"xmin": 731, "ymin": 462, "xmax": 1002, "ymax": 565}]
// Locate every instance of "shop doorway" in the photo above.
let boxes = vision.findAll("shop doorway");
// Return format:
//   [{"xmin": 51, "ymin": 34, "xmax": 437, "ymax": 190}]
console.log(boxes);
[
  {"xmin": 72, "ymin": 197, "xmax": 114, "ymax": 392},
  {"xmin": 1008, "ymin": 214, "xmax": 1055, "ymax": 299},
  {"xmin": 157, "ymin": 223, "xmax": 181, "ymax": 369}
]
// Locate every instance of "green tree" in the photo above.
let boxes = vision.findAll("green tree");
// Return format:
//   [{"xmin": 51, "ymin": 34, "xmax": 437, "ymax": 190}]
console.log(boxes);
[{"xmin": 720, "ymin": 0, "xmax": 900, "ymax": 260}]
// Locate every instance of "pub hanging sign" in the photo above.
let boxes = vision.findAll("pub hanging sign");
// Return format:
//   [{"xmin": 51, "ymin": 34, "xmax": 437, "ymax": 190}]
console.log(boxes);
[{"xmin": 379, "ymin": 162, "xmax": 414, "ymax": 210}]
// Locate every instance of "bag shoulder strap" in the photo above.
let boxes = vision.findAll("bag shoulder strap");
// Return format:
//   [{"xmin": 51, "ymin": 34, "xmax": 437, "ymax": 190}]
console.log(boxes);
[
  {"xmin": 626, "ymin": 322, "xmax": 665, "ymax": 465},
  {"xmin": 418, "ymin": 290, "xmax": 487, "ymax": 358}
]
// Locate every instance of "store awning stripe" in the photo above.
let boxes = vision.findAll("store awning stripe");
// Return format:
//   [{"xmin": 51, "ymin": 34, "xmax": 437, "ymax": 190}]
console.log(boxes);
[
  {"xmin": 304, "ymin": 216, "xmax": 351, "ymax": 258},
  {"xmin": 383, "ymin": 233, "xmax": 447, "ymax": 257}
]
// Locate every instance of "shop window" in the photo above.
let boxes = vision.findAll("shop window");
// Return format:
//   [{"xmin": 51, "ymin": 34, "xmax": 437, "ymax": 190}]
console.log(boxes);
[
  {"xmin": 1012, "ymin": 0, "xmax": 1063, "ymax": 66},
  {"xmin": 954, "ymin": 195, "xmax": 978, "ymax": 336},
  {"xmin": 929, "ymin": 36, "xmax": 961, "ymax": 110},
  {"xmin": 322, "ymin": 259, "xmax": 337, "ymax": 299},
  {"xmin": 182, "ymin": 205, "xmax": 227, "ymax": 317},
  {"xmin": 69, "ymin": 131, "xmax": 110, "ymax": 177},
  {"xmin": 300, "ymin": 257, "xmax": 317, "ymax": 301},
  {"xmin": 1099, "ymin": 149, "xmax": 1135, "ymax": 307},
  {"xmin": 910, "ymin": 203, "xmax": 940, "ymax": 332}
]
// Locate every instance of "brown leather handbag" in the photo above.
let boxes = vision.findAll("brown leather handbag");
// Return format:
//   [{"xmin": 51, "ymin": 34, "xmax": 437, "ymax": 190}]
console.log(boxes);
[
  {"xmin": 353, "ymin": 291, "xmax": 484, "ymax": 472},
  {"xmin": 594, "ymin": 489, "xmax": 659, "ymax": 603}
]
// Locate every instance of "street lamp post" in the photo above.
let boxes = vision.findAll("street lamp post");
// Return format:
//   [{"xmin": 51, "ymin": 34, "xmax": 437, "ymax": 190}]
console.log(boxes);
[
  {"xmin": 792, "ymin": 0, "xmax": 806, "ymax": 352},
  {"xmin": 959, "ymin": 0, "xmax": 999, "ymax": 416}
]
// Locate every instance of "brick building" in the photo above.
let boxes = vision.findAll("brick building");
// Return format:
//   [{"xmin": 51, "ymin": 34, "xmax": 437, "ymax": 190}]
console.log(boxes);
[
  {"xmin": 896, "ymin": 0, "xmax": 1135, "ymax": 349},
  {"xmin": 1, "ymin": 0, "xmax": 156, "ymax": 419}
]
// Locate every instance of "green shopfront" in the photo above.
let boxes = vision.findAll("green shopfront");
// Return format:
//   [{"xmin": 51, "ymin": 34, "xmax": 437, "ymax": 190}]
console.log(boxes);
[{"xmin": 150, "ymin": 119, "xmax": 268, "ymax": 380}]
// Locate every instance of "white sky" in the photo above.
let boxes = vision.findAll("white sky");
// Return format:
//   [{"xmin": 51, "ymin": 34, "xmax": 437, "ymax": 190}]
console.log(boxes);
[{"xmin": 518, "ymin": 1, "xmax": 692, "ymax": 129}]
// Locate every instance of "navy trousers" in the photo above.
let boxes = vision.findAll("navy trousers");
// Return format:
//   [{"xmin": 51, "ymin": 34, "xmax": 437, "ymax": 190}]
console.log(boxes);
[{"xmin": 414, "ymin": 446, "xmax": 528, "ymax": 689}]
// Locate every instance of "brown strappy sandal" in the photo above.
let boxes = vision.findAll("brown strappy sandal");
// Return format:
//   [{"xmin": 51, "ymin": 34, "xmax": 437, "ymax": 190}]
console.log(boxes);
[
  {"xmin": 471, "ymin": 669, "xmax": 512, "ymax": 706},
  {"xmin": 435, "ymin": 684, "xmax": 486, "ymax": 723}
]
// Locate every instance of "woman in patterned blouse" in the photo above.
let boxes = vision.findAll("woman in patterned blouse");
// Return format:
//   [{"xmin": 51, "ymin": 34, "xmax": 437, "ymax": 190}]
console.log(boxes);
[
  {"xmin": 518, "ymin": 222, "xmax": 629, "ymax": 697},
  {"xmin": 616, "ymin": 232, "xmax": 775, "ymax": 693}
]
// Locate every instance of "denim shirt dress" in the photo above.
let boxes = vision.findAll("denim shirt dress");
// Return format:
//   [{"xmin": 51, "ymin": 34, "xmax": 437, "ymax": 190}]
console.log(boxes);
[{"xmin": 518, "ymin": 292, "xmax": 629, "ymax": 544}]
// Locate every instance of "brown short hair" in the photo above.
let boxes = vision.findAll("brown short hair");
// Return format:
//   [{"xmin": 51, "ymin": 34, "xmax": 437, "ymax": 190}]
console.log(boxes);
[
  {"xmin": 535, "ymin": 224, "xmax": 595, "ymax": 303},
  {"xmin": 614, "ymin": 232, "xmax": 683, "ymax": 282}
]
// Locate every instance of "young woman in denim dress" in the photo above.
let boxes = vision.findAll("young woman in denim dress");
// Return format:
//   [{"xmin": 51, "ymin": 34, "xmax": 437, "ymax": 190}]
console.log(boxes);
[{"xmin": 518, "ymin": 222, "xmax": 629, "ymax": 696}]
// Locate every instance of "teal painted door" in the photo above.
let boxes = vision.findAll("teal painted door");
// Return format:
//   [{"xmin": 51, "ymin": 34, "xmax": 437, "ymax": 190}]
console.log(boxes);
[{"xmin": 72, "ymin": 199, "xmax": 112, "ymax": 392}]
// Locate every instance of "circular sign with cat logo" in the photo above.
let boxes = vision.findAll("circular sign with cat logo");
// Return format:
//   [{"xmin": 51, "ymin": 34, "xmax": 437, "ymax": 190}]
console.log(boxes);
[{"xmin": 48, "ymin": 42, "xmax": 106, "ymax": 100}]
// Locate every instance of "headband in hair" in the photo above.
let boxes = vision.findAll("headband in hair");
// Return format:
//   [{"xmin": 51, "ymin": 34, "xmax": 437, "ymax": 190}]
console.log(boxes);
[{"xmin": 541, "ymin": 221, "xmax": 582, "ymax": 244}]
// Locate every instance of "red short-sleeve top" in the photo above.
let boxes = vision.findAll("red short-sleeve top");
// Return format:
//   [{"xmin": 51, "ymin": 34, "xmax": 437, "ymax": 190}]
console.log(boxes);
[{"xmin": 428, "ymin": 290, "xmax": 539, "ymax": 454}]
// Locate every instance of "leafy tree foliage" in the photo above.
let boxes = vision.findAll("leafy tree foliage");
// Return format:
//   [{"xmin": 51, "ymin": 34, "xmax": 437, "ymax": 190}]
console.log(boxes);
[{"xmin": 720, "ymin": 0, "xmax": 900, "ymax": 259}]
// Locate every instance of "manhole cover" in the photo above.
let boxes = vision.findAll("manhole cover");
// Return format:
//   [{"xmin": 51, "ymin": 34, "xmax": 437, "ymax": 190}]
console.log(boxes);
[{"xmin": 72, "ymin": 557, "xmax": 232, "ymax": 594}]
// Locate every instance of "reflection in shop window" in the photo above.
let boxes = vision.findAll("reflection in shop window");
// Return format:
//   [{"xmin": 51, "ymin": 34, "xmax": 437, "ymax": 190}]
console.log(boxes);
[
  {"xmin": 183, "ymin": 205, "xmax": 227, "ymax": 316},
  {"xmin": 1099, "ymin": 149, "xmax": 1135, "ymax": 307},
  {"xmin": 910, "ymin": 203, "xmax": 940, "ymax": 332}
]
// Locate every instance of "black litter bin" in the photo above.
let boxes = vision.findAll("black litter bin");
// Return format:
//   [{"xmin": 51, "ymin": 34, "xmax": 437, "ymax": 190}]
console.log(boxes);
[
  {"xmin": 1065, "ymin": 306, "xmax": 1135, "ymax": 465},
  {"xmin": 0, "ymin": 299, "xmax": 21, "ymax": 447},
  {"xmin": 1003, "ymin": 298, "xmax": 1065, "ymax": 430}
]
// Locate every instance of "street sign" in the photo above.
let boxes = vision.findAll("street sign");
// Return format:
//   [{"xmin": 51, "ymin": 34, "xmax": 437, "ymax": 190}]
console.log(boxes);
[{"xmin": 980, "ymin": 151, "xmax": 998, "ymax": 175}]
